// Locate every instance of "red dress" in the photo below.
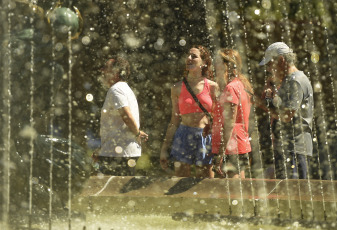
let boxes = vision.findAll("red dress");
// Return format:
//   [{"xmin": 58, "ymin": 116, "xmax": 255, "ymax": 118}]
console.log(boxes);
[{"xmin": 212, "ymin": 78, "xmax": 251, "ymax": 155}]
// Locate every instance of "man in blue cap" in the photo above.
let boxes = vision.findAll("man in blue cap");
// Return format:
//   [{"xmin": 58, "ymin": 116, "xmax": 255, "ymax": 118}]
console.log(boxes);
[{"xmin": 260, "ymin": 42, "xmax": 314, "ymax": 179}]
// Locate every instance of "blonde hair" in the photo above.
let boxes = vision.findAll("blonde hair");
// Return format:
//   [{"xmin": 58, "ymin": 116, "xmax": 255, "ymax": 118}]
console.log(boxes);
[{"xmin": 217, "ymin": 48, "xmax": 253, "ymax": 94}]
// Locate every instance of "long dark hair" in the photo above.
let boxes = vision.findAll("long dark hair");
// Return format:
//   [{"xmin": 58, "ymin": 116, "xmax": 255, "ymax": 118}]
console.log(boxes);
[{"xmin": 184, "ymin": 45, "xmax": 214, "ymax": 80}]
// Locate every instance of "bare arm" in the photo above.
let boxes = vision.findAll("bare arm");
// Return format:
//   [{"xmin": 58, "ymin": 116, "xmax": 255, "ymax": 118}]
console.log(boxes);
[
  {"xmin": 209, "ymin": 80, "xmax": 220, "ymax": 103},
  {"xmin": 219, "ymin": 102, "xmax": 238, "ymax": 155},
  {"xmin": 160, "ymin": 84, "xmax": 181, "ymax": 169},
  {"xmin": 118, "ymin": 106, "xmax": 148, "ymax": 142}
]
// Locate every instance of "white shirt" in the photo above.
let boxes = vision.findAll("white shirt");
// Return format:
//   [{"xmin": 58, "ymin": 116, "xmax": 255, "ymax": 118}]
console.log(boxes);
[{"xmin": 100, "ymin": 82, "xmax": 141, "ymax": 157}]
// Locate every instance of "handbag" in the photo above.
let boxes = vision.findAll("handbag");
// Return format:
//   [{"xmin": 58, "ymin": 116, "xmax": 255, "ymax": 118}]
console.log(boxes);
[{"xmin": 182, "ymin": 77, "xmax": 213, "ymax": 136}]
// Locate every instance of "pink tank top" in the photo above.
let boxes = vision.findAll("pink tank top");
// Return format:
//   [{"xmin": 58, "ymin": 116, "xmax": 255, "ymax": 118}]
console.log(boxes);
[{"xmin": 179, "ymin": 78, "xmax": 213, "ymax": 115}]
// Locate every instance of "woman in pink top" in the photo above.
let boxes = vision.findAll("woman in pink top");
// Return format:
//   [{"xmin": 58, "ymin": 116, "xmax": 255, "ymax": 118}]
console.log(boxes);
[
  {"xmin": 160, "ymin": 45, "xmax": 218, "ymax": 178},
  {"xmin": 212, "ymin": 49, "xmax": 253, "ymax": 178}
]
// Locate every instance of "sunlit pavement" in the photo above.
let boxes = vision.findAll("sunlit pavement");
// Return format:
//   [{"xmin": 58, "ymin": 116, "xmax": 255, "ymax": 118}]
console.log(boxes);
[{"xmin": 68, "ymin": 175, "xmax": 337, "ymax": 229}]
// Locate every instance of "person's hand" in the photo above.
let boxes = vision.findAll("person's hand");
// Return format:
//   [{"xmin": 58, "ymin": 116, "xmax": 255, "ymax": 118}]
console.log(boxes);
[
  {"xmin": 136, "ymin": 130, "xmax": 148, "ymax": 143},
  {"xmin": 264, "ymin": 88, "xmax": 273, "ymax": 99},
  {"xmin": 160, "ymin": 149, "xmax": 169, "ymax": 170},
  {"xmin": 91, "ymin": 148, "xmax": 100, "ymax": 162},
  {"xmin": 213, "ymin": 154, "xmax": 225, "ymax": 177},
  {"xmin": 202, "ymin": 124, "xmax": 212, "ymax": 137}
]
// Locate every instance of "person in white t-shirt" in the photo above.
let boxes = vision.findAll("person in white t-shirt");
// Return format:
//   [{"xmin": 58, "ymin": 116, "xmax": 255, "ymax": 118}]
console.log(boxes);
[{"xmin": 97, "ymin": 57, "xmax": 148, "ymax": 175}]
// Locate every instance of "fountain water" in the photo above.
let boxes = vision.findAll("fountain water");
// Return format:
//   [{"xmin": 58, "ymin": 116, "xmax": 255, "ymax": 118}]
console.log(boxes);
[
  {"xmin": 238, "ymin": 0, "xmax": 269, "ymax": 218},
  {"xmin": 2, "ymin": 0, "xmax": 337, "ymax": 229},
  {"xmin": 302, "ymin": 0, "xmax": 337, "ymax": 219},
  {"xmin": 1, "ymin": 1, "xmax": 90, "ymax": 229},
  {"xmin": 1, "ymin": 1, "xmax": 12, "ymax": 230},
  {"xmin": 281, "ymin": 0, "xmax": 315, "ymax": 221}
]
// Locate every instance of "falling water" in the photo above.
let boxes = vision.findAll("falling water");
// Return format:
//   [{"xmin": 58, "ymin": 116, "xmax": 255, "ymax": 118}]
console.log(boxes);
[
  {"xmin": 287, "ymin": 1, "xmax": 315, "ymax": 221},
  {"xmin": 221, "ymin": 2, "xmax": 247, "ymax": 218},
  {"xmin": 319, "ymin": 0, "xmax": 337, "ymax": 219},
  {"xmin": 48, "ymin": 21, "xmax": 56, "ymax": 230},
  {"xmin": 3, "ymin": 0, "xmax": 337, "ymax": 229},
  {"xmin": 302, "ymin": 0, "xmax": 337, "ymax": 220},
  {"xmin": 238, "ymin": 0, "xmax": 269, "ymax": 218},
  {"xmin": 226, "ymin": 1, "xmax": 269, "ymax": 218},
  {"xmin": 278, "ymin": 0, "xmax": 291, "ymax": 47},
  {"xmin": 280, "ymin": 0, "xmax": 315, "ymax": 221},
  {"xmin": 203, "ymin": 0, "xmax": 220, "ymax": 53},
  {"xmin": 222, "ymin": 1, "xmax": 234, "ymax": 48},
  {"xmin": 67, "ymin": 30, "xmax": 73, "ymax": 230},
  {"xmin": 258, "ymin": 0, "xmax": 288, "ymax": 219},
  {"xmin": 28, "ymin": 5, "xmax": 36, "ymax": 228},
  {"xmin": 295, "ymin": 0, "xmax": 327, "ymax": 221},
  {"xmin": 320, "ymin": 0, "xmax": 337, "ymax": 145},
  {"xmin": 1, "ymin": 2, "xmax": 12, "ymax": 229}
]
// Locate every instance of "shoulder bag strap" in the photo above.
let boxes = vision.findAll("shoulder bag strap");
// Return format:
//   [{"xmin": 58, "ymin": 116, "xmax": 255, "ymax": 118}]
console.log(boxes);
[{"xmin": 183, "ymin": 78, "xmax": 213, "ymax": 123}]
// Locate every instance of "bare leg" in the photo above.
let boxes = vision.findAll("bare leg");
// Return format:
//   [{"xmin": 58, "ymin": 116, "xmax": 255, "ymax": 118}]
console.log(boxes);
[
  {"xmin": 239, "ymin": 170, "xmax": 245, "ymax": 178},
  {"xmin": 196, "ymin": 164, "xmax": 214, "ymax": 178},
  {"xmin": 231, "ymin": 170, "xmax": 245, "ymax": 179},
  {"xmin": 174, "ymin": 161, "xmax": 191, "ymax": 177}
]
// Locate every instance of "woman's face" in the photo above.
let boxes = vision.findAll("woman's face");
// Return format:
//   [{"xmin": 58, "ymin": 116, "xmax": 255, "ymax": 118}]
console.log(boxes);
[{"xmin": 185, "ymin": 48, "xmax": 204, "ymax": 71}]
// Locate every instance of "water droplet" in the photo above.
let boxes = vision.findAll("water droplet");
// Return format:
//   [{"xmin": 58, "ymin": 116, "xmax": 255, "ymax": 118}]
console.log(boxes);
[
  {"xmin": 55, "ymin": 42, "xmax": 63, "ymax": 51},
  {"xmin": 314, "ymin": 82, "xmax": 322, "ymax": 93},
  {"xmin": 228, "ymin": 11, "xmax": 238, "ymax": 22},
  {"xmin": 179, "ymin": 39, "xmax": 186, "ymax": 46},
  {"xmin": 128, "ymin": 200, "xmax": 136, "ymax": 207},
  {"xmin": 82, "ymin": 36, "xmax": 91, "ymax": 45},
  {"xmin": 19, "ymin": 125, "xmax": 37, "ymax": 139},
  {"xmin": 311, "ymin": 52, "xmax": 319, "ymax": 63},
  {"xmin": 86, "ymin": 93, "xmax": 93, "ymax": 102},
  {"xmin": 254, "ymin": 9, "xmax": 260, "ymax": 15},
  {"xmin": 154, "ymin": 42, "xmax": 162, "ymax": 50},
  {"xmin": 174, "ymin": 162, "xmax": 181, "ymax": 168},
  {"xmin": 128, "ymin": 159, "xmax": 136, "ymax": 167},
  {"xmin": 97, "ymin": 172, "xmax": 104, "ymax": 179},
  {"xmin": 157, "ymin": 38, "xmax": 164, "ymax": 46},
  {"xmin": 115, "ymin": 146, "xmax": 123, "ymax": 154},
  {"xmin": 32, "ymin": 177, "xmax": 39, "ymax": 184},
  {"xmin": 262, "ymin": 0, "xmax": 271, "ymax": 9}
]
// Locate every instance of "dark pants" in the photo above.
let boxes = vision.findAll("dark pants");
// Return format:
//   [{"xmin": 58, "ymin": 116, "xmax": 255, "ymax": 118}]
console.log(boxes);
[
  {"xmin": 275, "ymin": 151, "xmax": 311, "ymax": 179},
  {"xmin": 97, "ymin": 156, "xmax": 139, "ymax": 176}
]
